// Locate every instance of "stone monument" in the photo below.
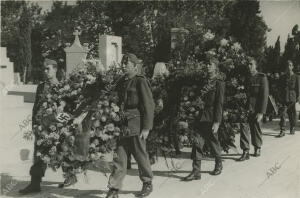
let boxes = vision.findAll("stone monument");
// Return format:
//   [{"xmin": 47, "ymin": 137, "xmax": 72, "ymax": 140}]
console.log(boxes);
[
  {"xmin": 64, "ymin": 30, "xmax": 89, "ymax": 76},
  {"xmin": 0, "ymin": 47, "xmax": 14, "ymax": 87},
  {"xmin": 98, "ymin": 35, "xmax": 122, "ymax": 70}
]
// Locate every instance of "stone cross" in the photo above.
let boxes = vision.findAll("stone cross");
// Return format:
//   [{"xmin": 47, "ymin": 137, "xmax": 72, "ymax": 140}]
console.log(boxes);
[
  {"xmin": 64, "ymin": 30, "xmax": 89, "ymax": 76},
  {"xmin": 73, "ymin": 30, "xmax": 81, "ymax": 46}
]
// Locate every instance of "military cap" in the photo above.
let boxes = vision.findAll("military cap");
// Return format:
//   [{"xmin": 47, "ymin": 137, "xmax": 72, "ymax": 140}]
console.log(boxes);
[
  {"xmin": 44, "ymin": 58, "xmax": 58, "ymax": 67},
  {"xmin": 122, "ymin": 53, "xmax": 142, "ymax": 65}
]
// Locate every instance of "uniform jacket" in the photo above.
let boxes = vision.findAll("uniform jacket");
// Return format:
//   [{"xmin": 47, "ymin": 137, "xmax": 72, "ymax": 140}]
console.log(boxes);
[
  {"xmin": 32, "ymin": 82, "xmax": 46, "ymax": 126},
  {"xmin": 199, "ymin": 80, "xmax": 225, "ymax": 123},
  {"xmin": 247, "ymin": 73, "xmax": 269, "ymax": 114},
  {"xmin": 116, "ymin": 74, "xmax": 155, "ymax": 136},
  {"xmin": 279, "ymin": 73, "xmax": 300, "ymax": 104}
]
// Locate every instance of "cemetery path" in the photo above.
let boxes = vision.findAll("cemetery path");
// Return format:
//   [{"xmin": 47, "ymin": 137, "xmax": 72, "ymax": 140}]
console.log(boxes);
[{"xmin": 0, "ymin": 105, "xmax": 300, "ymax": 198}]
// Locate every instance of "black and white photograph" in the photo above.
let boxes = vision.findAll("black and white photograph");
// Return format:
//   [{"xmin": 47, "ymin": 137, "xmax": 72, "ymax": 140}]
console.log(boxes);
[{"xmin": 0, "ymin": 0, "xmax": 300, "ymax": 197}]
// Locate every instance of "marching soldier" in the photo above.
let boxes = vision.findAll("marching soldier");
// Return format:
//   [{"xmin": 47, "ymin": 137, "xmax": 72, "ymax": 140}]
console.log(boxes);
[
  {"xmin": 19, "ymin": 59, "xmax": 60, "ymax": 194},
  {"xmin": 106, "ymin": 53, "xmax": 155, "ymax": 198},
  {"xmin": 238, "ymin": 58, "xmax": 269, "ymax": 161},
  {"xmin": 277, "ymin": 60, "xmax": 300, "ymax": 137},
  {"xmin": 182, "ymin": 59, "xmax": 225, "ymax": 181}
]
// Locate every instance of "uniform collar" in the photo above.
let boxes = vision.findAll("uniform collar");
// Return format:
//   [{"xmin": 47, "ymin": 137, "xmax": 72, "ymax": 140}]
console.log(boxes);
[
  {"xmin": 46, "ymin": 78, "xmax": 59, "ymax": 85},
  {"xmin": 125, "ymin": 73, "xmax": 137, "ymax": 81}
]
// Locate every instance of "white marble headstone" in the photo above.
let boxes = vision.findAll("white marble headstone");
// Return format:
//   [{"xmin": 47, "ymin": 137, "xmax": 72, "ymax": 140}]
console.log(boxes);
[
  {"xmin": 0, "ymin": 47, "xmax": 14, "ymax": 88},
  {"xmin": 98, "ymin": 35, "xmax": 122, "ymax": 70}
]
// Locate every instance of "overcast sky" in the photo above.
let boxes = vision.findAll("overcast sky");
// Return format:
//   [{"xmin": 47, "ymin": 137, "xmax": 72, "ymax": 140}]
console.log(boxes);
[{"xmin": 35, "ymin": 0, "xmax": 300, "ymax": 51}]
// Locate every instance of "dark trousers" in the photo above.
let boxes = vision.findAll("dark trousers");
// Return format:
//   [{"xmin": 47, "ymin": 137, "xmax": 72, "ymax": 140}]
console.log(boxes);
[
  {"xmin": 240, "ymin": 113, "xmax": 263, "ymax": 151},
  {"xmin": 108, "ymin": 135, "xmax": 153, "ymax": 190},
  {"xmin": 280, "ymin": 102, "xmax": 297, "ymax": 131},
  {"xmin": 191, "ymin": 122, "xmax": 221, "ymax": 164},
  {"xmin": 30, "ymin": 139, "xmax": 47, "ymax": 179}
]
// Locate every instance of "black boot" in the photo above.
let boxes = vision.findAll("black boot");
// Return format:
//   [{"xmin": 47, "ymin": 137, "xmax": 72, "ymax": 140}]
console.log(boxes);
[
  {"xmin": 127, "ymin": 154, "xmax": 132, "ymax": 169},
  {"xmin": 135, "ymin": 182, "xmax": 153, "ymax": 197},
  {"xmin": 290, "ymin": 127, "xmax": 295, "ymax": 135},
  {"xmin": 106, "ymin": 188, "xmax": 119, "ymax": 198},
  {"xmin": 181, "ymin": 171, "xmax": 201, "ymax": 181},
  {"xmin": 276, "ymin": 130, "xmax": 285, "ymax": 138},
  {"xmin": 149, "ymin": 156, "xmax": 156, "ymax": 165},
  {"xmin": 237, "ymin": 150, "xmax": 250, "ymax": 161},
  {"xmin": 58, "ymin": 174, "xmax": 78, "ymax": 188},
  {"xmin": 182, "ymin": 160, "xmax": 201, "ymax": 181},
  {"xmin": 210, "ymin": 160, "xmax": 222, "ymax": 175},
  {"xmin": 254, "ymin": 147, "xmax": 261, "ymax": 157},
  {"xmin": 19, "ymin": 176, "xmax": 41, "ymax": 195}
]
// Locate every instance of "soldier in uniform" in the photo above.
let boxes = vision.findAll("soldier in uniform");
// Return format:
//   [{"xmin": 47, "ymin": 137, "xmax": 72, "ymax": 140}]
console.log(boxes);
[
  {"xmin": 19, "ymin": 59, "xmax": 60, "ymax": 194},
  {"xmin": 106, "ymin": 53, "xmax": 155, "ymax": 198},
  {"xmin": 182, "ymin": 60, "xmax": 225, "ymax": 181},
  {"xmin": 238, "ymin": 58, "xmax": 269, "ymax": 161},
  {"xmin": 276, "ymin": 60, "xmax": 300, "ymax": 137}
]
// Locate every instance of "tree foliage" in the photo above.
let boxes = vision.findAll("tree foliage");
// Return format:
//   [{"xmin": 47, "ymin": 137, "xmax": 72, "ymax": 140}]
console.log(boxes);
[
  {"xmin": 281, "ymin": 24, "xmax": 300, "ymax": 70},
  {"xmin": 1, "ymin": 0, "xmax": 42, "ymax": 82},
  {"xmin": 1, "ymin": 0, "xmax": 270, "ymax": 82},
  {"xmin": 225, "ymin": 0, "xmax": 268, "ymax": 67}
]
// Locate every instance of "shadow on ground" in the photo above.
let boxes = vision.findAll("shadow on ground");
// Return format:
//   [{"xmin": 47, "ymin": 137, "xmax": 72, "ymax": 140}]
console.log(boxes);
[{"xmin": 5, "ymin": 180, "xmax": 137, "ymax": 198}]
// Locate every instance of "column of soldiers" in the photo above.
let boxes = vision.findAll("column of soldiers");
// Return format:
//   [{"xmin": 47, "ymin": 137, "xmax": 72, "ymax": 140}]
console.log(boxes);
[
  {"xmin": 19, "ymin": 55, "xmax": 298, "ymax": 198},
  {"xmin": 276, "ymin": 60, "xmax": 300, "ymax": 137}
]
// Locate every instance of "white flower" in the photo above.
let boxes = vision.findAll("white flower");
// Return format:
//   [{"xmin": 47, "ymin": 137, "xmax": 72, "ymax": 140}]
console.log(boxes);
[
  {"xmin": 71, "ymin": 90, "xmax": 77, "ymax": 95},
  {"xmin": 238, "ymin": 85, "xmax": 245, "ymax": 90},
  {"xmin": 37, "ymin": 139, "xmax": 43, "ymax": 146},
  {"xmin": 110, "ymin": 111, "xmax": 117, "ymax": 118},
  {"xmin": 178, "ymin": 121, "xmax": 188, "ymax": 129},
  {"xmin": 101, "ymin": 134, "xmax": 110, "ymax": 141},
  {"xmin": 90, "ymin": 153, "xmax": 96, "ymax": 160},
  {"xmin": 90, "ymin": 130, "xmax": 96, "ymax": 137},
  {"xmin": 90, "ymin": 143, "xmax": 96, "ymax": 149},
  {"xmin": 105, "ymin": 123, "xmax": 115, "ymax": 132},
  {"xmin": 53, "ymin": 134, "xmax": 60, "ymax": 140},
  {"xmin": 36, "ymin": 152, "xmax": 41, "ymax": 156},
  {"xmin": 86, "ymin": 74, "xmax": 96, "ymax": 84},
  {"xmin": 43, "ymin": 102, "xmax": 47, "ymax": 108},
  {"xmin": 42, "ymin": 155, "xmax": 50, "ymax": 163},
  {"xmin": 63, "ymin": 85, "xmax": 70, "ymax": 90},
  {"xmin": 103, "ymin": 100, "xmax": 109, "ymax": 107},
  {"xmin": 49, "ymin": 146, "xmax": 57, "ymax": 155},
  {"xmin": 112, "ymin": 106, "xmax": 119, "ymax": 112},
  {"xmin": 203, "ymin": 30, "xmax": 215, "ymax": 41},
  {"xmin": 232, "ymin": 42, "xmax": 242, "ymax": 51},
  {"xmin": 220, "ymin": 38, "xmax": 228, "ymax": 46}
]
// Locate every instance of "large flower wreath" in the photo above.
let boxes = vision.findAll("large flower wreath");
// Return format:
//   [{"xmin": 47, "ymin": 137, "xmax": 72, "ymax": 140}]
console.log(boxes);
[
  {"xmin": 146, "ymin": 32, "xmax": 252, "ymax": 157},
  {"xmin": 26, "ymin": 60, "xmax": 129, "ymax": 184}
]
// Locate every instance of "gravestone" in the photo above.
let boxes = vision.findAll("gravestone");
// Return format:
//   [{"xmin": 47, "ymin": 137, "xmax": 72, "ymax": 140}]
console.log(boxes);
[
  {"xmin": 64, "ymin": 30, "xmax": 89, "ymax": 76},
  {"xmin": 14, "ymin": 73, "xmax": 21, "ymax": 85},
  {"xmin": 0, "ymin": 47, "xmax": 14, "ymax": 88},
  {"xmin": 0, "ymin": 47, "xmax": 24, "ymax": 107},
  {"xmin": 98, "ymin": 35, "xmax": 122, "ymax": 70}
]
